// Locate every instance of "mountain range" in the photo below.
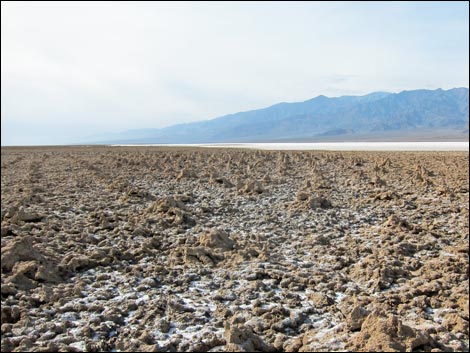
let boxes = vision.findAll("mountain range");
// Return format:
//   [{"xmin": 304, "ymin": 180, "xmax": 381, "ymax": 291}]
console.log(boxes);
[{"xmin": 90, "ymin": 87, "xmax": 469, "ymax": 144}]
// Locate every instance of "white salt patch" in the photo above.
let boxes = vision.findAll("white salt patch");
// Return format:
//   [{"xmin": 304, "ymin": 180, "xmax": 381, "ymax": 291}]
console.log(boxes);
[
  {"xmin": 335, "ymin": 292, "xmax": 346, "ymax": 303},
  {"xmin": 239, "ymin": 304, "xmax": 252, "ymax": 309},
  {"xmin": 441, "ymin": 252, "xmax": 456, "ymax": 257},
  {"xmin": 135, "ymin": 294, "xmax": 149, "ymax": 305},
  {"xmin": 113, "ymin": 142, "xmax": 469, "ymax": 151},
  {"xmin": 69, "ymin": 341, "xmax": 86, "ymax": 351},
  {"xmin": 69, "ymin": 327, "xmax": 82, "ymax": 336},
  {"xmin": 207, "ymin": 302, "xmax": 218, "ymax": 312},
  {"xmin": 59, "ymin": 312, "xmax": 78, "ymax": 322},
  {"xmin": 315, "ymin": 322, "xmax": 344, "ymax": 339},
  {"xmin": 430, "ymin": 308, "xmax": 455, "ymax": 324},
  {"xmin": 123, "ymin": 310, "xmax": 137, "ymax": 324},
  {"xmin": 261, "ymin": 302, "xmax": 277, "ymax": 310},
  {"xmin": 312, "ymin": 318, "xmax": 327, "ymax": 329}
]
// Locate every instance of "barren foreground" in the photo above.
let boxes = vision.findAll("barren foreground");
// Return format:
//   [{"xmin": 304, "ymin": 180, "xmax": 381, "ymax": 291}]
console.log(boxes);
[{"xmin": 1, "ymin": 146, "xmax": 469, "ymax": 352}]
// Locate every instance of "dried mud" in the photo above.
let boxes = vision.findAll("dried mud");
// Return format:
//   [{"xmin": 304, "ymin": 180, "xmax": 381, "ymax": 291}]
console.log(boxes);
[{"xmin": 1, "ymin": 146, "xmax": 468, "ymax": 352}]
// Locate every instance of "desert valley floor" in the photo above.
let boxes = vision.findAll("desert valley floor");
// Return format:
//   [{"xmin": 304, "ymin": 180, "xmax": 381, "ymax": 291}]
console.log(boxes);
[{"xmin": 1, "ymin": 146, "xmax": 469, "ymax": 352}]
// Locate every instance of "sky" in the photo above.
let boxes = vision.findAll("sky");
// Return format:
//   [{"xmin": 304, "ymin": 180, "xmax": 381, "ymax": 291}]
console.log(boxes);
[{"xmin": 1, "ymin": 1, "xmax": 469, "ymax": 145}]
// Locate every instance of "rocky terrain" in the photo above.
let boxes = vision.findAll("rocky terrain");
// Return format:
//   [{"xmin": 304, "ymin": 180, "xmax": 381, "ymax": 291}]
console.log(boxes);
[{"xmin": 1, "ymin": 146, "xmax": 468, "ymax": 352}]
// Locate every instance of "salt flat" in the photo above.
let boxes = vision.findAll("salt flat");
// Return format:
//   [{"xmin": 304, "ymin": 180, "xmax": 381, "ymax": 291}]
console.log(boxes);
[{"xmin": 114, "ymin": 141, "xmax": 469, "ymax": 151}]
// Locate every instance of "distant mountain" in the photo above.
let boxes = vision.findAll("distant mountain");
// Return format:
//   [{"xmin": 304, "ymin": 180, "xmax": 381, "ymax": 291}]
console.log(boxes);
[{"xmin": 92, "ymin": 88, "xmax": 469, "ymax": 144}]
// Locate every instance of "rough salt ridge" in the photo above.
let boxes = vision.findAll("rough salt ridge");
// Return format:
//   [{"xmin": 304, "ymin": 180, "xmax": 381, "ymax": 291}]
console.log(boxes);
[{"xmin": 1, "ymin": 146, "xmax": 468, "ymax": 352}]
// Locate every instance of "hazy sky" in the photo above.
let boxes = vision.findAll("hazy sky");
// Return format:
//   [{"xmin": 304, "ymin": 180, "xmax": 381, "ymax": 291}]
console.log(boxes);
[{"xmin": 2, "ymin": 1, "xmax": 469, "ymax": 145}]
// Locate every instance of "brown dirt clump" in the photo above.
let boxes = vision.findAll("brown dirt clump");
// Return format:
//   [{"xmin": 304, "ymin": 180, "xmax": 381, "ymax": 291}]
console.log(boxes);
[{"xmin": 347, "ymin": 310, "xmax": 431, "ymax": 352}]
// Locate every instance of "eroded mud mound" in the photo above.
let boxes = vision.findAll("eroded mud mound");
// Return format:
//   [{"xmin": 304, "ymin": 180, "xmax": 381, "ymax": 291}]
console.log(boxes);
[{"xmin": 1, "ymin": 146, "xmax": 468, "ymax": 352}]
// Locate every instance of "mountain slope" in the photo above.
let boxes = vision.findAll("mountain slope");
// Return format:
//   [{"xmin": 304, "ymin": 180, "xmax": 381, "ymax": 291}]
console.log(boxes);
[{"xmin": 94, "ymin": 88, "xmax": 469, "ymax": 143}]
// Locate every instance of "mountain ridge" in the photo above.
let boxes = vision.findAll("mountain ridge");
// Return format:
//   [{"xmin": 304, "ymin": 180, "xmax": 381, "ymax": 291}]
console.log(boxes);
[{"xmin": 88, "ymin": 87, "xmax": 469, "ymax": 144}]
